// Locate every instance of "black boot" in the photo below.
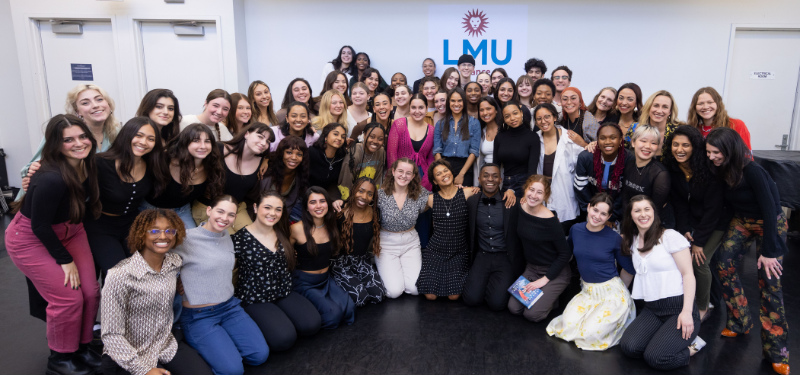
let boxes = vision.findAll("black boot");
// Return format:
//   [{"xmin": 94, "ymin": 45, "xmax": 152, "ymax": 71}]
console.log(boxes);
[
  {"xmin": 46, "ymin": 350, "xmax": 94, "ymax": 375},
  {"xmin": 74, "ymin": 344, "xmax": 102, "ymax": 368}
]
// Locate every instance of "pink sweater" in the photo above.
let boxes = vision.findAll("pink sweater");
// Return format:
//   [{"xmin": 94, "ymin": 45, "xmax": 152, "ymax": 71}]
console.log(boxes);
[{"xmin": 387, "ymin": 117, "xmax": 435, "ymax": 190}]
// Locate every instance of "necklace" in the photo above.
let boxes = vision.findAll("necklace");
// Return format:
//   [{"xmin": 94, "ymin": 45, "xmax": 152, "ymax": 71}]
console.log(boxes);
[
  {"xmin": 635, "ymin": 163, "xmax": 647, "ymax": 176},
  {"xmin": 324, "ymin": 154, "xmax": 337, "ymax": 171},
  {"xmin": 314, "ymin": 223, "xmax": 325, "ymax": 229},
  {"xmin": 441, "ymin": 188, "xmax": 457, "ymax": 217}
]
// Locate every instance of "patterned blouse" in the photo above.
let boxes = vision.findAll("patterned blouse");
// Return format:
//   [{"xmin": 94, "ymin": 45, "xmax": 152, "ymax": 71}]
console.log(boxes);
[
  {"xmin": 101, "ymin": 251, "xmax": 182, "ymax": 375},
  {"xmin": 232, "ymin": 228, "xmax": 293, "ymax": 305},
  {"xmin": 377, "ymin": 188, "xmax": 430, "ymax": 232},
  {"xmin": 623, "ymin": 122, "xmax": 677, "ymax": 162}
]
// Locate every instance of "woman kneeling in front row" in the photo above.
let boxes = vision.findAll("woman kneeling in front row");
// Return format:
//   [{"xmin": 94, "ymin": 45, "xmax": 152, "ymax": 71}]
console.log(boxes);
[
  {"xmin": 101, "ymin": 209, "xmax": 212, "ymax": 375},
  {"xmin": 233, "ymin": 191, "xmax": 322, "ymax": 352},
  {"xmin": 547, "ymin": 193, "xmax": 636, "ymax": 350},
  {"xmin": 175, "ymin": 195, "xmax": 269, "ymax": 375},
  {"xmin": 619, "ymin": 195, "xmax": 704, "ymax": 370}
]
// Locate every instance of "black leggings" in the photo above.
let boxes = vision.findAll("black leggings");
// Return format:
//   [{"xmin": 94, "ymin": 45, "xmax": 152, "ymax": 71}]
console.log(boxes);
[
  {"xmin": 243, "ymin": 292, "xmax": 322, "ymax": 352},
  {"xmin": 100, "ymin": 329, "xmax": 212, "ymax": 375},
  {"xmin": 84, "ymin": 214, "xmax": 136, "ymax": 279}
]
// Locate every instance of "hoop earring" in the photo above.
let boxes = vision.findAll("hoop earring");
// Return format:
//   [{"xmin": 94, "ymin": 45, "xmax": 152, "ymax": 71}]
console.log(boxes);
[{"xmin": 369, "ymin": 200, "xmax": 374, "ymax": 207}]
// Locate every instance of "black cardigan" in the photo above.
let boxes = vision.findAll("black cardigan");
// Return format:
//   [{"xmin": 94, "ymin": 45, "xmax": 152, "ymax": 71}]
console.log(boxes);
[
  {"xmin": 723, "ymin": 162, "xmax": 787, "ymax": 257},
  {"xmin": 669, "ymin": 166, "xmax": 725, "ymax": 247}
]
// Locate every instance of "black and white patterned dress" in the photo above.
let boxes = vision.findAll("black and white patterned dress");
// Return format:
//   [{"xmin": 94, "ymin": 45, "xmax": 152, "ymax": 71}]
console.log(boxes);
[
  {"xmin": 416, "ymin": 188, "xmax": 469, "ymax": 296},
  {"xmin": 331, "ymin": 218, "xmax": 387, "ymax": 306}
]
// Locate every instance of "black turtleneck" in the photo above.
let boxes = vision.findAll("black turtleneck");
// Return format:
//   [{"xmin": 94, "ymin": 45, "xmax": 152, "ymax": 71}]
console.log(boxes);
[{"xmin": 494, "ymin": 125, "xmax": 541, "ymax": 177}]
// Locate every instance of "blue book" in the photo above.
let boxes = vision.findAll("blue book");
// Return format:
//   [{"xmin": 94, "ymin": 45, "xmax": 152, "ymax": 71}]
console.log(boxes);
[{"xmin": 508, "ymin": 276, "xmax": 544, "ymax": 309}]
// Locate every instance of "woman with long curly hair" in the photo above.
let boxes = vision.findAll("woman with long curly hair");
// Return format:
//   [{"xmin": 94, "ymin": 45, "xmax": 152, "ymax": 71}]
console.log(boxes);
[
  {"xmin": 332, "ymin": 177, "xmax": 386, "ymax": 306},
  {"xmin": 664, "ymin": 125, "xmax": 725, "ymax": 322},
  {"xmin": 142, "ymin": 124, "xmax": 225, "ymax": 229},
  {"xmin": 101, "ymin": 209, "xmax": 212, "ymax": 375},
  {"xmin": 338, "ymin": 122, "xmax": 386, "ymax": 200}
]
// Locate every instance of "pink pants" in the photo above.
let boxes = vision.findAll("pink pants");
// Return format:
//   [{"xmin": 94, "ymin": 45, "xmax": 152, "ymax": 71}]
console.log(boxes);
[{"xmin": 5, "ymin": 213, "xmax": 99, "ymax": 352}]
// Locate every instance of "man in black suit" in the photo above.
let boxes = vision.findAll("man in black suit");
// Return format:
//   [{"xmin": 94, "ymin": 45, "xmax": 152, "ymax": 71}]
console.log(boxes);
[{"xmin": 462, "ymin": 163, "xmax": 523, "ymax": 311}]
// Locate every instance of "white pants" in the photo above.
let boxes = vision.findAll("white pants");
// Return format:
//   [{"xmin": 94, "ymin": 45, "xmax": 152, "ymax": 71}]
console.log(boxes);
[{"xmin": 376, "ymin": 230, "xmax": 422, "ymax": 298}]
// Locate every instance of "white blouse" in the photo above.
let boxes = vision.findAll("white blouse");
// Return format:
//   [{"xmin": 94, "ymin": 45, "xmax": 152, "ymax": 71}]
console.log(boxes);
[{"xmin": 630, "ymin": 229, "xmax": 690, "ymax": 302}]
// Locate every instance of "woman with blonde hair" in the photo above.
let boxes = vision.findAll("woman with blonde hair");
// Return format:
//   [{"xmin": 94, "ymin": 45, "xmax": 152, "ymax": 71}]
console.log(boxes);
[
  {"xmin": 688, "ymin": 86, "xmax": 752, "ymax": 149},
  {"xmin": 247, "ymin": 80, "xmax": 279, "ymax": 126},
  {"xmin": 19, "ymin": 84, "xmax": 120, "ymax": 198},
  {"xmin": 312, "ymin": 89, "xmax": 350, "ymax": 133},
  {"xmin": 623, "ymin": 90, "xmax": 682, "ymax": 158}
]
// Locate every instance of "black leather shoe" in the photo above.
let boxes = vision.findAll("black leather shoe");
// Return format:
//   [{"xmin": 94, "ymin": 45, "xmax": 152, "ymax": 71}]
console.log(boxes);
[
  {"xmin": 46, "ymin": 351, "xmax": 94, "ymax": 375},
  {"xmin": 74, "ymin": 345, "xmax": 102, "ymax": 368}
]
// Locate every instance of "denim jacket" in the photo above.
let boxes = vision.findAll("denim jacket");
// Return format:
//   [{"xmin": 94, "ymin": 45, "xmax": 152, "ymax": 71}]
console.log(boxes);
[{"xmin": 433, "ymin": 115, "xmax": 481, "ymax": 158}]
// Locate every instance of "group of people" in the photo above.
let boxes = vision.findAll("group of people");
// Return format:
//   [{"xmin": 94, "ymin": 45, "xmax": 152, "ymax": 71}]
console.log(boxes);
[{"xmin": 3, "ymin": 44, "xmax": 789, "ymax": 375}]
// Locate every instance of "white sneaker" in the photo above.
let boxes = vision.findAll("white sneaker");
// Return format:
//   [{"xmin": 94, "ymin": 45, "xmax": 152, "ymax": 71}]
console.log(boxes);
[{"xmin": 689, "ymin": 336, "xmax": 707, "ymax": 355}]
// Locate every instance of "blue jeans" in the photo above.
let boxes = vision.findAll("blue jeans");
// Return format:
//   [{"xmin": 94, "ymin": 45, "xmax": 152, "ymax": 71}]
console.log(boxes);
[
  {"xmin": 180, "ymin": 297, "xmax": 269, "ymax": 375},
  {"xmin": 504, "ymin": 173, "xmax": 528, "ymax": 198},
  {"xmin": 140, "ymin": 201, "xmax": 197, "ymax": 230}
]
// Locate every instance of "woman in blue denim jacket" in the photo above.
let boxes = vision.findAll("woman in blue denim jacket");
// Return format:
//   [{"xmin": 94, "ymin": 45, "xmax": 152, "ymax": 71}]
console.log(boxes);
[{"xmin": 433, "ymin": 87, "xmax": 481, "ymax": 187}]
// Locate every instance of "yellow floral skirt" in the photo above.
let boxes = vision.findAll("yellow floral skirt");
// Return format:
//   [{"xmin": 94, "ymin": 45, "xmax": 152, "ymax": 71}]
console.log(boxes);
[{"xmin": 546, "ymin": 276, "xmax": 635, "ymax": 351}]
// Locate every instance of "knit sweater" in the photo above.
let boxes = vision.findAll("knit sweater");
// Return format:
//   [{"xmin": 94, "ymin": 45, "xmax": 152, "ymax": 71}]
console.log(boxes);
[
  {"xmin": 172, "ymin": 225, "xmax": 235, "ymax": 305},
  {"xmin": 387, "ymin": 117, "xmax": 435, "ymax": 190}
]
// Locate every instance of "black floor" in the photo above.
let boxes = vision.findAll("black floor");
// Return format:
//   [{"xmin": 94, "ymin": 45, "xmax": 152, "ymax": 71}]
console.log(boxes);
[{"xmin": 1, "ymin": 213, "xmax": 797, "ymax": 375}]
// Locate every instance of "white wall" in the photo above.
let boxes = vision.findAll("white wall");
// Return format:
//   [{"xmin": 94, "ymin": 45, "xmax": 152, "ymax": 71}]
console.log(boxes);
[
  {"xmin": 245, "ymin": 0, "xmax": 800, "ymax": 120},
  {"xmin": 5, "ymin": 0, "xmax": 248, "ymax": 185},
  {"xmin": 5, "ymin": 0, "xmax": 800, "ymax": 187},
  {"xmin": 0, "ymin": 0, "xmax": 30, "ymax": 188}
]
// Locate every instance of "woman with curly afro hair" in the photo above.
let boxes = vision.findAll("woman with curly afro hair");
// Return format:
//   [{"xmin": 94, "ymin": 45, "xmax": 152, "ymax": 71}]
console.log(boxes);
[{"xmin": 101, "ymin": 209, "xmax": 213, "ymax": 375}]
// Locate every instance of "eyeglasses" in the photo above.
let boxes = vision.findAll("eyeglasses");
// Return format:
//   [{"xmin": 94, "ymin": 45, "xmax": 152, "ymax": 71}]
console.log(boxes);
[
  {"xmin": 552, "ymin": 76, "xmax": 570, "ymax": 81},
  {"xmin": 536, "ymin": 114, "xmax": 553, "ymax": 122},
  {"xmin": 148, "ymin": 229, "xmax": 177, "ymax": 237}
]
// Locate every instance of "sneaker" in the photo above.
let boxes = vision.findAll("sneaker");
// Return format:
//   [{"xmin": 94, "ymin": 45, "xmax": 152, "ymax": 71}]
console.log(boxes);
[{"xmin": 689, "ymin": 336, "xmax": 706, "ymax": 355}]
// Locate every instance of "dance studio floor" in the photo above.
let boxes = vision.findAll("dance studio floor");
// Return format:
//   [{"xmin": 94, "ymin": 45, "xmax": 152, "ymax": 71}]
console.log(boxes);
[{"xmin": 1, "ymin": 213, "xmax": 797, "ymax": 375}]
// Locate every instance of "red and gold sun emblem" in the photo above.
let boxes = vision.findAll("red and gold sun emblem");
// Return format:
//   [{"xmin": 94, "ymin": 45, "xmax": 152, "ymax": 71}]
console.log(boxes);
[{"xmin": 462, "ymin": 9, "xmax": 489, "ymax": 37}]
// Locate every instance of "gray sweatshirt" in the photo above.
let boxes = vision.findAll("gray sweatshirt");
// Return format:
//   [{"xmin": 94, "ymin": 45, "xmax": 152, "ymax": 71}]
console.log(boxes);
[{"xmin": 172, "ymin": 225, "xmax": 235, "ymax": 305}]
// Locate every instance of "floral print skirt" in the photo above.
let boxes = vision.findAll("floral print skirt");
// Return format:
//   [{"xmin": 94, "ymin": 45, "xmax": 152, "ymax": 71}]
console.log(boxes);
[{"xmin": 547, "ymin": 276, "xmax": 636, "ymax": 351}]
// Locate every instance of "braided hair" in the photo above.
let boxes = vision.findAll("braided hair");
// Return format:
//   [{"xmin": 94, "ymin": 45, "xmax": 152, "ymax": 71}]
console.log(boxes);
[
  {"xmin": 337, "ymin": 177, "xmax": 381, "ymax": 256},
  {"xmin": 347, "ymin": 122, "xmax": 385, "ymax": 180},
  {"xmin": 592, "ymin": 122, "xmax": 626, "ymax": 192}
]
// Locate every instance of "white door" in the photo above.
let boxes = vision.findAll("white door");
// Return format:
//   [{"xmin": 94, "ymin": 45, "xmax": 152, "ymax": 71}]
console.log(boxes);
[
  {"xmin": 139, "ymin": 21, "xmax": 223, "ymax": 118},
  {"xmin": 726, "ymin": 30, "xmax": 800, "ymax": 150},
  {"xmin": 38, "ymin": 20, "xmax": 120, "ymax": 118}
]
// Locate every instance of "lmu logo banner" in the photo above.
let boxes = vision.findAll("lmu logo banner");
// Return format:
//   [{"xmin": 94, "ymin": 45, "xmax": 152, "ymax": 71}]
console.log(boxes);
[{"xmin": 428, "ymin": 5, "xmax": 528, "ymax": 78}]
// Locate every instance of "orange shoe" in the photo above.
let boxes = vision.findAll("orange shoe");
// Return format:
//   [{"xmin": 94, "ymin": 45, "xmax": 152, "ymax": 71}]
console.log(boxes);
[
  {"xmin": 721, "ymin": 328, "xmax": 749, "ymax": 337},
  {"xmin": 772, "ymin": 363, "xmax": 790, "ymax": 375}
]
